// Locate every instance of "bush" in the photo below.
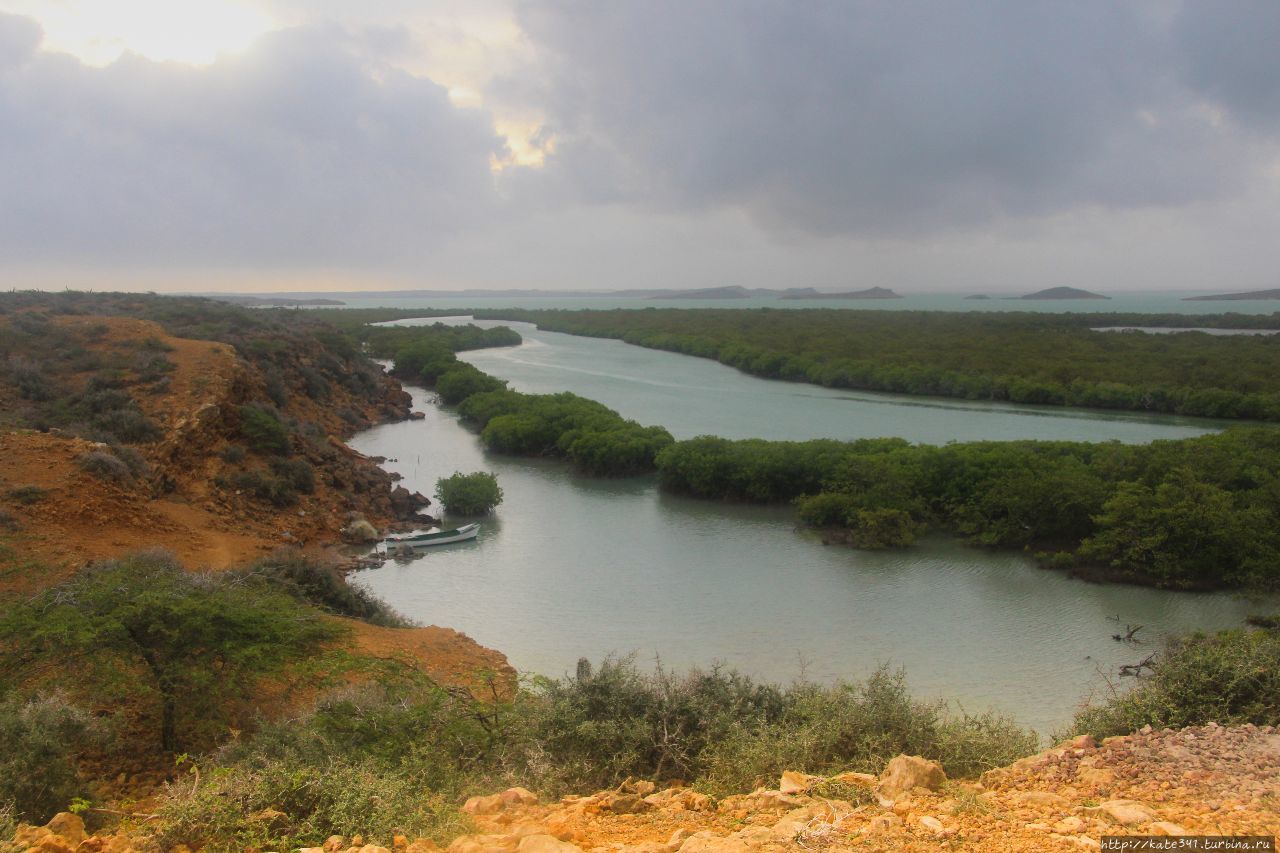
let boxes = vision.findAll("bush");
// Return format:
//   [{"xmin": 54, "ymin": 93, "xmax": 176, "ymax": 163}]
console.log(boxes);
[
  {"xmin": 0, "ymin": 693, "xmax": 96, "ymax": 823},
  {"xmin": 219, "ymin": 444, "xmax": 247, "ymax": 464},
  {"xmin": 5, "ymin": 486, "xmax": 49, "ymax": 505},
  {"xmin": 270, "ymin": 458, "xmax": 316, "ymax": 495},
  {"xmin": 1069, "ymin": 627, "xmax": 1280, "ymax": 740},
  {"xmin": 239, "ymin": 405, "xmax": 291, "ymax": 455},
  {"xmin": 76, "ymin": 450, "xmax": 133, "ymax": 484},
  {"xmin": 229, "ymin": 470, "xmax": 298, "ymax": 507},
  {"xmin": 93, "ymin": 407, "xmax": 162, "ymax": 443},
  {"xmin": 434, "ymin": 471, "xmax": 503, "ymax": 516},
  {"xmin": 248, "ymin": 551, "xmax": 412, "ymax": 627},
  {"xmin": 0, "ymin": 552, "xmax": 340, "ymax": 752},
  {"xmin": 155, "ymin": 758, "xmax": 471, "ymax": 851}
]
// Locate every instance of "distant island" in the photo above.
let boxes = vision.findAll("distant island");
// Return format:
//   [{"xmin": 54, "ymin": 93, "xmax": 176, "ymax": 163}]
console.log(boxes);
[
  {"xmin": 779, "ymin": 286, "xmax": 902, "ymax": 300},
  {"xmin": 661, "ymin": 286, "xmax": 755, "ymax": 300},
  {"xmin": 1184, "ymin": 289, "xmax": 1280, "ymax": 301},
  {"xmin": 1019, "ymin": 287, "xmax": 1109, "ymax": 300},
  {"xmin": 214, "ymin": 295, "xmax": 347, "ymax": 306}
]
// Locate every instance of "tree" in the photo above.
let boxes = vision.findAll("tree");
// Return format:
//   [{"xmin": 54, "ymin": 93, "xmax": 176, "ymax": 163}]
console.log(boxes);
[
  {"xmin": 0, "ymin": 553, "xmax": 338, "ymax": 752},
  {"xmin": 434, "ymin": 471, "xmax": 503, "ymax": 515}
]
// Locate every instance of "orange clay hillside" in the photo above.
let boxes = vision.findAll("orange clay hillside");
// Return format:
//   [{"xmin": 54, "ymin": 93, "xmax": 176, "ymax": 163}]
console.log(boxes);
[{"xmin": 0, "ymin": 297, "xmax": 513, "ymax": 705}]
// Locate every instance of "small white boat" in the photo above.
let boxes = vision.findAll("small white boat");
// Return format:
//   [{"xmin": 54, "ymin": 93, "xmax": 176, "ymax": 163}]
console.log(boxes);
[{"xmin": 382, "ymin": 522, "xmax": 480, "ymax": 549}]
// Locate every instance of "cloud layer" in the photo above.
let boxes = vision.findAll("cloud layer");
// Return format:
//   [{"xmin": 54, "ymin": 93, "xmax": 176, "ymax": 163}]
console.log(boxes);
[
  {"xmin": 516, "ymin": 0, "xmax": 1279, "ymax": 235},
  {"xmin": 2, "ymin": 1, "xmax": 1279, "ymax": 286},
  {"xmin": 0, "ymin": 13, "xmax": 503, "ymax": 265}
]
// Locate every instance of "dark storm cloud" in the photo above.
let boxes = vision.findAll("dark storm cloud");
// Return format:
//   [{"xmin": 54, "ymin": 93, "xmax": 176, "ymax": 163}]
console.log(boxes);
[
  {"xmin": 0, "ymin": 13, "xmax": 504, "ymax": 265},
  {"xmin": 1174, "ymin": 1, "xmax": 1280, "ymax": 132},
  {"xmin": 512, "ymin": 0, "xmax": 1275, "ymax": 236}
]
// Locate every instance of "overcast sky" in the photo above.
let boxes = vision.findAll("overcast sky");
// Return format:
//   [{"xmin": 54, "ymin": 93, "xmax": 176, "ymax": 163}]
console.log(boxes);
[{"xmin": 1, "ymin": 0, "xmax": 1278, "ymax": 293}]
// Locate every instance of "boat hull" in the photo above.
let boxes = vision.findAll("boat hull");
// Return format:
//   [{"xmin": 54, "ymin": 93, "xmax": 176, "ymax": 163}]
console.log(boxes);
[{"xmin": 383, "ymin": 523, "xmax": 480, "ymax": 549}]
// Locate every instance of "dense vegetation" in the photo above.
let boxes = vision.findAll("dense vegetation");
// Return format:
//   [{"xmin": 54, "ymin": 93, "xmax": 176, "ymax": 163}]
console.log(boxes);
[
  {"xmin": 657, "ymin": 429, "xmax": 1280, "ymax": 589},
  {"xmin": 151, "ymin": 659, "xmax": 1034, "ymax": 850},
  {"xmin": 0, "ymin": 553, "xmax": 340, "ymax": 754},
  {"xmin": 435, "ymin": 471, "xmax": 504, "ymax": 515},
  {"xmin": 475, "ymin": 308, "xmax": 1280, "ymax": 420},
  {"xmin": 1070, "ymin": 623, "xmax": 1280, "ymax": 740},
  {"xmin": 380, "ymin": 324, "xmax": 674, "ymax": 476}
]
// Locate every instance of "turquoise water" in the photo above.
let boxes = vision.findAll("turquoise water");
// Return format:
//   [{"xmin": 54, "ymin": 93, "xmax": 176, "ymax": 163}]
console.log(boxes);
[{"xmin": 349, "ymin": 321, "xmax": 1271, "ymax": 736}]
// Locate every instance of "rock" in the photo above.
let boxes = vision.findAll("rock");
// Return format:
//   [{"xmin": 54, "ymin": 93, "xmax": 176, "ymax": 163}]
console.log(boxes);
[
  {"xmin": 878, "ymin": 755, "xmax": 946, "ymax": 798},
  {"xmin": 1010, "ymin": 790, "xmax": 1069, "ymax": 807},
  {"xmin": 864, "ymin": 814, "xmax": 903, "ymax": 834},
  {"xmin": 1151, "ymin": 821, "xmax": 1190, "ymax": 836},
  {"xmin": 676, "ymin": 832, "xmax": 750, "ymax": 852},
  {"xmin": 14, "ymin": 825, "xmax": 54, "ymax": 848},
  {"xmin": 918, "ymin": 815, "xmax": 945, "ymax": 834},
  {"xmin": 33, "ymin": 834, "xmax": 76, "ymax": 853},
  {"xmin": 1058, "ymin": 734, "xmax": 1096, "ymax": 751},
  {"xmin": 778, "ymin": 770, "xmax": 821, "ymax": 794},
  {"xmin": 500, "ymin": 787, "xmax": 540, "ymax": 807},
  {"xmin": 515, "ymin": 836, "xmax": 581, "ymax": 853},
  {"xmin": 301, "ymin": 848, "xmax": 325, "ymax": 853},
  {"xmin": 1093, "ymin": 799, "xmax": 1156, "ymax": 826},
  {"xmin": 542, "ymin": 814, "xmax": 578, "ymax": 842},
  {"xmin": 1053, "ymin": 817, "xmax": 1088, "ymax": 834},
  {"xmin": 341, "ymin": 518, "xmax": 379, "ymax": 543},
  {"xmin": 463, "ymin": 794, "xmax": 506, "ymax": 815},
  {"xmin": 616, "ymin": 778, "xmax": 656, "ymax": 796},
  {"xmin": 829, "ymin": 771, "xmax": 877, "ymax": 789},
  {"xmin": 358, "ymin": 846, "xmax": 392, "ymax": 853},
  {"xmin": 1076, "ymin": 767, "xmax": 1116, "ymax": 789},
  {"xmin": 598, "ymin": 792, "xmax": 650, "ymax": 814},
  {"xmin": 446, "ymin": 835, "xmax": 519, "ymax": 853},
  {"xmin": 323, "ymin": 836, "xmax": 347, "ymax": 852},
  {"xmin": 45, "ymin": 814, "xmax": 86, "ymax": 846}
]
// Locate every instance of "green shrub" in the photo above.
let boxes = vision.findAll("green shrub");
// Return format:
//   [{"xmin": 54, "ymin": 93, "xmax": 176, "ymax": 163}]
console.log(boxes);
[
  {"xmin": 434, "ymin": 471, "xmax": 503, "ymax": 516},
  {"xmin": 435, "ymin": 365, "xmax": 507, "ymax": 405},
  {"xmin": 154, "ymin": 757, "xmax": 471, "ymax": 851},
  {"xmin": 270, "ymin": 458, "xmax": 316, "ymax": 495},
  {"xmin": 0, "ymin": 693, "xmax": 97, "ymax": 823},
  {"xmin": 239, "ymin": 405, "xmax": 291, "ymax": 455},
  {"xmin": 229, "ymin": 470, "xmax": 298, "ymax": 507},
  {"xmin": 0, "ymin": 552, "xmax": 340, "ymax": 752},
  {"xmin": 1070, "ymin": 627, "xmax": 1280, "ymax": 740},
  {"xmin": 247, "ymin": 551, "xmax": 412, "ymax": 627}
]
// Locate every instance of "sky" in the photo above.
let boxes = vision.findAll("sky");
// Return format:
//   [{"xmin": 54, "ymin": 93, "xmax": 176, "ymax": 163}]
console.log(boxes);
[{"xmin": 1, "ymin": 1, "xmax": 1279, "ymax": 294}]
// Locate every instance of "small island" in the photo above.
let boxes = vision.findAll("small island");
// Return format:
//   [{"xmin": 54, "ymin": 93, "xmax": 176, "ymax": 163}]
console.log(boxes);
[
  {"xmin": 661, "ymin": 286, "xmax": 754, "ymax": 299},
  {"xmin": 778, "ymin": 286, "xmax": 902, "ymax": 300},
  {"xmin": 1019, "ymin": 287, "xmax": 1109, "ymax": 300},
  {"xmin": 1185, "ymin": 288, "xmax": 1280, "ymax": 301}
]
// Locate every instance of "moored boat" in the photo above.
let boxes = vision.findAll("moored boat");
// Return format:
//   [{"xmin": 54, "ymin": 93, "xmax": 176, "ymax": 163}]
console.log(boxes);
[{"xmin": 382, "ymin": 522, "xmax": 480, "ymax": 549}]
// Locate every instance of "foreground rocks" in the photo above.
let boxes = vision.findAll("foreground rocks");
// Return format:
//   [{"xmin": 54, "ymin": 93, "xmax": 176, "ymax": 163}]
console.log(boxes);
[
  {"xmin": 5, "ymin": 724, "xmax": 1278, "ymax": 852},
  {"xmin": 441, "ymin": 724, "xmax": 1278, "ymax": 852}
]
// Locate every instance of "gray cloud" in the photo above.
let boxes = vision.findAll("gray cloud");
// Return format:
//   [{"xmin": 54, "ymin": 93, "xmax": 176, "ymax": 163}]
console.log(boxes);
[
  {"xmin": 512, "ymin": 0, "xmax": 1276, "ymax": 236},
  {"xmin": 0, "ymin": 13, "xmax": 504, "ymax": 266},
  {"xmin": 1174, "ymin": 1, "xmax": 1280, "ymax": 132}
]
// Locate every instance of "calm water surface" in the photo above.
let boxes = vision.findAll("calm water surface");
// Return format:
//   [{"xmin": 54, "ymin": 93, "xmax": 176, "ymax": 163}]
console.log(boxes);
[{"xmin": 349, "ymin": 324, "xmax": 1271, "ymax": 736}]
